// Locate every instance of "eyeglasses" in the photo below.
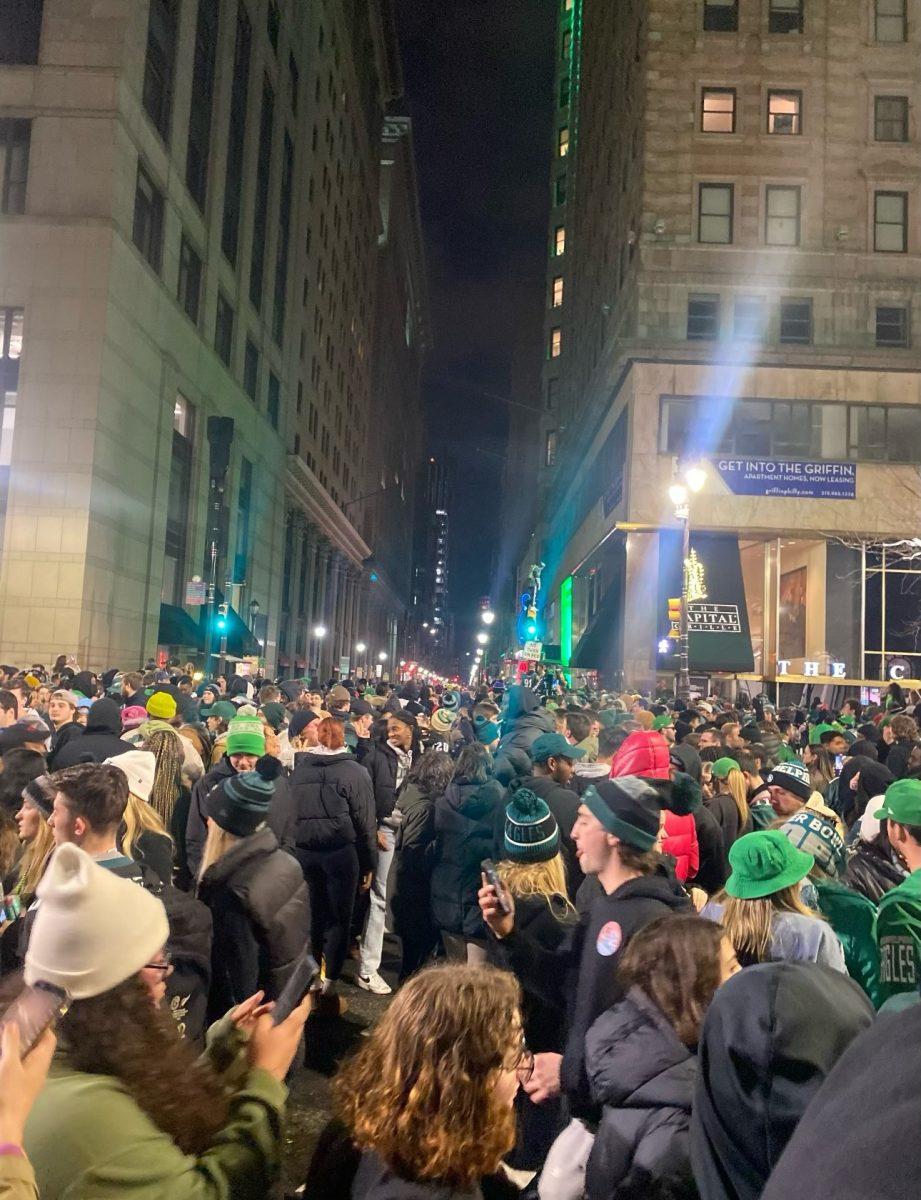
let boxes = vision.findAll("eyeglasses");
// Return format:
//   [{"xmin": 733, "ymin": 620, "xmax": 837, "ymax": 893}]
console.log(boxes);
[{"xmin": 143, "ymin": 954, "xmax": 172, "ymax": 974}]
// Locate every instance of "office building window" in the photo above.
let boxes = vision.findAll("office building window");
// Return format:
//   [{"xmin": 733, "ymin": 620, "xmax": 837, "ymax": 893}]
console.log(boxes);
[
  {"xmin": 132, "ymin": 162, "xmax": 164, "ymax": 272},
  {"xmin": 769, "ymin": 0, "xmax": 803, "ymax": 32},
  {"xmin": 875, "ymin": 191, "xmax": 908, "ymax": 252},
  {"xmin": 0, "ymin": 120, "xmax": 30, "ymax": 214},
  {"xmin": 734, "ymin": 296, "xmax": 766, "ymax": 339},
  {"xmin": 272, "ymin": 131, "xmax": 294, "ymax": 345},
  {"xmin": 554, "ymin": 225, "xmax": 566, "ymax": 255},
  {"xmin": 876, "ymin": 305, "xmax": 910, "ymax": 347},
  {"xmin": 0, "ymin": 0, "xmax": 43, "ymax": 64},
  {"xmin": 550, "ymin": 327, "xmax": 562, "ymax": 358},
  {"xmin": 243, "ymin": 339, "xmax": 259, "ymax": 400},
  {"xmin": 687, "ymin": 295, "xmax": 720, "ymax": 340},
  {"xmin": 780, "ymin": 297, "xmax": 813, "ymax": 344},
  {"xmin": 185, "ymin": 0, "xmax": 219, "ymax": 210},
  {"xmin": 221, "ymin": 5, "xmax": 252, "ymax": 265},
  {"xmin": 703, "ymin": 0, "xmax": 738, "ymax": 32},
  {"xmin": 552, "ymin": 276, "xmax": 564, "ymax": 307},
  {"xmin": 267, "ymin": 0, "xmax": 280, "ymax": 52},
  {"xmin": 215, "ymin": 293, "xmax": 234, "ymax": 366},
  {"xmin": 142, "ymin": 0, "xmax": 177, "ymax": 142},
  {"xmin": 558, "ymin": 127, "xmax": 569, "ymax": 157},
  {"xmin": 765, "ymin": 185, "xmax": 801, "ymax": 246},
  {"xmin": 268, "ymin": 372, "xmax": 280, "ymax": 429},
  {"xmin": 768, "ymin": 90, "xmax": 802, "ymax": 134},
  {"xmin": 698, "ymin": 183, "xmax": 733, "ymax": 243},
  {"xmin": 177, "ymin": 235, "xmax": 202, "ymax": 324},
  {"xmin": 559, "ymin": 75, "xmax": 570, "ymax": 107},
  {"xmin": 701, "ymin": 88, "xmax": 736, "ymax": 133},
  {"xmin": 249, "ymin": 75, "xmax": 275, "ymax": 311},
  {"xmin": 876, "ymin": 0, "xmax": 906, "ymax": 41},
  {"xmin": 875, "ymin": 96, "xmax": 908, "ymax": 142},
  {"xmin": 555, "ymin": 174, "xmax": 567, "ymax": 205},
  {"xmin": 163, "ymin": 394, "xmax": 195, "ymax": 606}
]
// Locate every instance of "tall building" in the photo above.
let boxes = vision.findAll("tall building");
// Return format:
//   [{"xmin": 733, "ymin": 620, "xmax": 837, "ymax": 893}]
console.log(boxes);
[
  {"xmin": 517, "ymin": 0, "xmax": 921, "ymax": 697},
  {"xmin": 410, "ymin": 455, "xmax": 452, "ymax": 666},
  {"xmin": 0, "ymin": 0, "xmax": 426, "ymax": 677}
]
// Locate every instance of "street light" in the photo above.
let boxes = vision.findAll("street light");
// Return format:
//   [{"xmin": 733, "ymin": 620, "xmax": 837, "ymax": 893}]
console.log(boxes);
[
  {"xmin": 669, "ymin": 461, "xmax": 706, "ymax": 701},
  {"xmin": 481, "ymin": 610, "xmax": 495, "ymax": 626},
  {"xmin": 355, "ymin": 641, "xmax": 366, "ymax": 654},
  {"xmin": 378, "ymin": 651, "xmax": 387, "ymax": 662},
  {"xmin": 313, "ymin": 624, "xmax": 327, "ymax": 639},
  {"xmin": 476, "ymin": 631, "xmax": 489, "ymax": 645}
]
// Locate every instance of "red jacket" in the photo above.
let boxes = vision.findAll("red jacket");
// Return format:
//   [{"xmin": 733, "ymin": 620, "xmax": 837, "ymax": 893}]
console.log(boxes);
[{"xmin": 609, "ymin": 731, "xmax": 699, "ymax": 882}]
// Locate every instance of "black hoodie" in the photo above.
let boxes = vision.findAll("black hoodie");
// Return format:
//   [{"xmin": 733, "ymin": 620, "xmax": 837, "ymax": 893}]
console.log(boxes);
[
  {"xmin": 52, "ymin": 698, "xmax": 134, "ymax": 767},
  {"xmin": 495, "ymin": 867, "xmax": 691, "ymax": 1111},
  {"xmin": 691, "ymin": 962, "xmax": 873, "ymax": 1200}
]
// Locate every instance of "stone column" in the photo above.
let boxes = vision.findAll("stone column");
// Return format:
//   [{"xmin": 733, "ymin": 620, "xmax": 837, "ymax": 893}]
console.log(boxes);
[
  {"xmin": 325, "ymin": 551, "xmax": 342, "ymax": 678},
  {"xmin": 313, "ymin": 541, "xmax": 330, "ymax": 680}
]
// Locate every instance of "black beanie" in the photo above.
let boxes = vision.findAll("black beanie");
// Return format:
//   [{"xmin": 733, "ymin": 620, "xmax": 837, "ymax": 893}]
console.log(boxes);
[{"xmin": 582, "ymin": 778, "xmax": 662, "ymax": 851}]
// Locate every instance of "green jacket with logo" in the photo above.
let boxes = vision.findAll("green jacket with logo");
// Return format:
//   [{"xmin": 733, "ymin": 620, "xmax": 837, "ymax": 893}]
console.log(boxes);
[
  {"xmin": 814, "ymin": 879, "xmax": 881, "ymax": 1008},
  {"xmin": 876, "ymin": 868, "xmax": 921, "ymax": 1005}
]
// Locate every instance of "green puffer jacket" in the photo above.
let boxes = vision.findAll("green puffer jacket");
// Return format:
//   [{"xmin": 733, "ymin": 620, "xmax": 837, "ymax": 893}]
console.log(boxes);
[{"xmin": 814, "ymin": 879, "xmax": 881, "ymax": 1008}]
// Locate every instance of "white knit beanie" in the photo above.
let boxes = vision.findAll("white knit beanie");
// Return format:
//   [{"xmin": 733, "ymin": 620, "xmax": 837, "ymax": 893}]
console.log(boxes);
[
  {"xmin": 104, "ymin": 749, "xmax": 156, "ymax": 803},
  {"xmin": 24, "ymin": 844, "xmax": 169, "ymax": 999}
]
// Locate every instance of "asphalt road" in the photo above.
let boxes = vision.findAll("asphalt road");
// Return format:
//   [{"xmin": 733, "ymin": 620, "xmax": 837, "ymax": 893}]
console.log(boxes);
[{"xmin": 282, "ymin": 939, "xmax": 398, "ymax": 1191}]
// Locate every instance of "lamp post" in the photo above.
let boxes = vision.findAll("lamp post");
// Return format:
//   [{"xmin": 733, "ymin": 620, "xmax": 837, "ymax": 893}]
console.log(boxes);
[{"xmin": 668, "ymin": 463, "xmax": 707, "ymax": 701}]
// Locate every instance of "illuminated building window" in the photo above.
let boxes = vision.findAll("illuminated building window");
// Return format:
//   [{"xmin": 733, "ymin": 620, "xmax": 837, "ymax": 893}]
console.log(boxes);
[
  {"xmin": 554, "ymin": 225, "xmax": 566, "ymax": 256},
  {"xmin": 550, "ymin": 327, "xmax": 562, "ymax": 358},
  {"xmin": 765, "ymin": 185, "xmax": 801, "ymax": 246},
  {"xmin": 558, "ymin": 126, "xmax": 569, "ymax": 157},
  {"xmin": 701, "ymin": 89, "xmax": 736, "ymax": 133},
  {"xmin": 767, "ymin": 90, "xmax": 802, "ymax": 134},
  {"xmin": 552, "ymin": 276, "xmax": 564, "ymax": 307}
]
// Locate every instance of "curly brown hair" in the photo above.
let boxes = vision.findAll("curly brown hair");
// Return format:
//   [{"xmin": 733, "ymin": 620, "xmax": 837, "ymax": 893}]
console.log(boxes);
[
  {"xmin": 61, "ymin": 976, "xmax": 230, "ymax": 1156},
  {"xmin": 333, "ymin": 964, "xmax": 521, "ymax": 1189},
  {"xmin": 618, "ymin": 914, "xmax": 726, "ymax": 1046}
]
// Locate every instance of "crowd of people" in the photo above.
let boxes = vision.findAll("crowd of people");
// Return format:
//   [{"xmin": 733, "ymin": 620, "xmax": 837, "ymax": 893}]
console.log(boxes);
[{"xmin": 1, "ymin": 657, "xmax": 920, "ymax": 1199}]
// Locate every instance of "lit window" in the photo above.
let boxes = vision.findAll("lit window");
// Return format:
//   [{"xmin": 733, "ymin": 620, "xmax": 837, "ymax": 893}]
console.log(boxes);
[
  {"xmin": 550, "ymin": 327, "xmax": 562, "ymax": 358},
  {"xmin": 876, "ymin": 0, "xmax": 906, "ymax": 42},
  {"xmin": 558, "ymin": 127, "xmax": 569, "ymax": 157},
  {"xmin": 701, "ymin": 89, "xmax": 736, "ymax": 133},
  {"xmin": 875, "ymin": 191, "xmax": 908, "ymax": 253},
  {"xmin": 552, "ymin": 276, "xmax": 564, "ymax": 307},
  {"xmin": 765, "ymin": 186, "xmax": 801, "ymax": 246},
  {"xmin": 767, "ymin": 90, "xmax": 802, "ymax": 134},
  {"xmin": 698, "ymin": 183, "xmax": 733, "ymax": 243},
  {"xmin": 769, "ymin": 0, "xmax": 803, "ymax": 33},
  {"xmin": 554, "ymin": 225, "xmax": 566, "ymax": 256}
]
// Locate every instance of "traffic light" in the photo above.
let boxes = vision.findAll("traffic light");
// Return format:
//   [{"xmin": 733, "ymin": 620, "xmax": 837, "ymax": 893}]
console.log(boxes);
[
  {"xmin": 216, "ymin": 603, "xmax": 229, "ymax": 632},
  {"xmin": 526, "ymin": 622, "xmax": 537, "ymax": 637}
]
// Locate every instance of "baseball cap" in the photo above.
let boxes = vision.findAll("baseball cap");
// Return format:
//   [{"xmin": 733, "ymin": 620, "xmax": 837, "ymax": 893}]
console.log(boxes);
[
  {"xmin": 531, "ymin": 732, "xmax": 585, "ymax": 763},
  {"xmin": 874, "ymin": 778, "xmax": 921, "ymax": 825}
]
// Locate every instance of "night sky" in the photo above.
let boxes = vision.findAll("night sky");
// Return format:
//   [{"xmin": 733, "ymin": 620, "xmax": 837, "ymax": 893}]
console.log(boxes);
[{"xmin": 395, "ymin": 0, "xmax": 556, "ymax": 662}]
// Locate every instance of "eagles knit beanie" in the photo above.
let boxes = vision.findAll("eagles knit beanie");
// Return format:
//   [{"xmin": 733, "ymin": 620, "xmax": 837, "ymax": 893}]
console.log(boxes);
[
  {"xmin": 208, "ymin": 755, "xmax": 282, "ymax": 837},
  {"xmin": 764, "ymin": 760, "xmax": 812, "ymax": 803},
  {"xmin": 504, "ymin": 788, "xmax": 560, "ymax": 863},
  {"xmin": 225, "ymin": 714, "xmax": 266, "ymax": 757},
  {"xmin": 582, "ymin": 777, "xmax": 662, "ymax": 851},
  {"xmin": 779, "ymin": 811, "xmax": 846, "ymax": 879}
]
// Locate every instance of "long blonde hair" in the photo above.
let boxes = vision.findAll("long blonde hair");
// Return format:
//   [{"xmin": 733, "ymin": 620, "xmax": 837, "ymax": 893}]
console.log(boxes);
[
  {"xmin": 719, "ymin": 884, "xmax": 820, "ymax": 963},
  {"xmin": 15, "ymin": 818, "xmax": 54, "ymax": 902},
  {"xmin": 497, "ymin": 854, "xmax": 575, "ymax": 918},
  {"xmin": 718, "ymin": 768, "xmax": 750, "ymax": 829},
  {"xmin": 121, "ymin": 793, "xmax": 171, "ymax": 862},
  {"xmin": 196, "ymin": 820, "xmax": 240, "ymax": 883}
]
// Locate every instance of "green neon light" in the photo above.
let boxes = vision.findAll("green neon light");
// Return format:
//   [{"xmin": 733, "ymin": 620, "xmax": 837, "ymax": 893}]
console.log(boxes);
[{"xmin": 560, "ymin": 575, "xmax": 573, "ymax": 667}]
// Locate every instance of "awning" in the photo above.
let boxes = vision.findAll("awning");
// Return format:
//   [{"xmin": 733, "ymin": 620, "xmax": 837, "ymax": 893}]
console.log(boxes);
[
  {"xmin": 197, "ymin": 595, "xmax": 260, "ymax": 659},
  {"xmin": 158, "ymin": 603, "xmax": 204, "ymax": 650},
  {"xmin": 571, "ymin": 581, "xmax": 624, "ymax": 671}
]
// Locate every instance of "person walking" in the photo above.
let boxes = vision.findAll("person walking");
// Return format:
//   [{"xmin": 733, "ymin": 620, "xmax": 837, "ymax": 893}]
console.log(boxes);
[{"xmin": 289, "ymin": 717, "xmax": 376, "ymax": 1010}]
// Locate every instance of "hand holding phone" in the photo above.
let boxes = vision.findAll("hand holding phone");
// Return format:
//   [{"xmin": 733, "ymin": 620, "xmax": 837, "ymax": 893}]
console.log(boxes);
[
  {"xmin": 0, "ymin": 983, "xmax": 70, "ymax": 1060},
  {"xmin": 271, "ymin": 952, "xmax": 320, "ymax": 1026},
  {"xmin": 481, "ymin": 859, "xmax": 511, "ymax": 914},
  {"xmin": 479, "ymin": 860, "xmax": 515, "ymax": 940}
]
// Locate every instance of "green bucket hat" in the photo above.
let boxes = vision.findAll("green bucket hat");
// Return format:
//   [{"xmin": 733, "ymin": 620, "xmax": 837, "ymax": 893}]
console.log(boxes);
[
  {"xmin": 711, "ymin": 756, "xmax": 742, "ymax": 779},
  {"xmin": 725, "ymin": 829, "xmax": 814, "ymax": 900}
]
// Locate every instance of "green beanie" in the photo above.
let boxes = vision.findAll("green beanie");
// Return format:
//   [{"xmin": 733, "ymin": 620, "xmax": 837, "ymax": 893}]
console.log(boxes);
[{"xmin": 225, "ymin": 715, "xmax": 265, "ymax": 757}]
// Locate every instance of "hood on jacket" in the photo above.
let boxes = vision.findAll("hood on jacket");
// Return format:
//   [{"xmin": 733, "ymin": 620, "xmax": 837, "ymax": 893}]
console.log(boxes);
[
  {"xmin": 610, "ymin": 731, "xmax": 671, "ymax": 781},
  {"xmin": 587, "ymin": 987, "xmax": 695, "ymax": 1112},
  {"xmin": 198, "ymin": 823, "xmax": 279, "ymax": 886},
  {"xmin": 504, "ymin": 684, "xmax": 541, "ymax": 722},
  {"xmin": 441, "ymin": 778, "xmax": 502, "ymax": 820},
  {"xmin": 670, "ymin": 742, "xmax": 702, "ymax": 783},
  {"xmin": 84, "ymin": 698, "xmax": 122, "ymax": 735},
  {"xmin": 691, "ymin": 962, "xmax": 874, "ymax": 1200},
  {"xmin": 573, "ymin": 761, "xmax": 611, "ymax": 779}
]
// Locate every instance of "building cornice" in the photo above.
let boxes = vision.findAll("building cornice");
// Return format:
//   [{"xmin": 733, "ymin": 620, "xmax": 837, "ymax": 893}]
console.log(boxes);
[{"xmin": 285, "ymin": 456, "xmax": 371, "ymax": 568}]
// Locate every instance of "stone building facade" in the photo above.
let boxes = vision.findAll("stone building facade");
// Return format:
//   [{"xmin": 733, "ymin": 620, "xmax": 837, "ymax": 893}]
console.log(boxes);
[
  {"xmin": 0, "ymin": 0, "xmax": 426, "ymax": 678},
  {"xmin": 520, "ymin": 0, "xmax": 921, "ymax": 695}
]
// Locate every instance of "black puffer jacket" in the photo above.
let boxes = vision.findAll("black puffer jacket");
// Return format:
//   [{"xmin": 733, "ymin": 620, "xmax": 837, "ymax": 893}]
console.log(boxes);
[
  {"xmin": 198, "ymin": 825, "xmax": 310, "ymax": 1019},
  {"xmin": 290, "ymin": 748, "xmax": 376, "ymax": 873},
  {"xmin": 430, "ymin": 777, "xmax": 505, "ymax": 936},
  {"xmin": 843, "ymin": 835, "xmax": 907, "ymax": 904},
  {"xmin": 362, "ymin": 739, "xmax": 417, "ymax": 822},
  {"xmin": 585, "ymin": 988, "xmax": 697, "ymax": 1200},
  {"xmin": 493, "ymin": 686, "xmax": 556, "ymax": 785},
  {"xmin": 53, "ymin": 699, "xmax": 134, "ymax": 767}
]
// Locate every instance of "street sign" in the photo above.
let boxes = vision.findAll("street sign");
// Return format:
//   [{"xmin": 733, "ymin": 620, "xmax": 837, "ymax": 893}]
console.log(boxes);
[
  {"xmin": 185, "ymin": 579, "xmax": 207, "ymax": 606},
  {"xmin": 521, "ymin": 640, "xmax": 543, "ymax": 661},
  {"xmin": 339, "ymin": 656, "xmax": 350, "ymax": 676}
]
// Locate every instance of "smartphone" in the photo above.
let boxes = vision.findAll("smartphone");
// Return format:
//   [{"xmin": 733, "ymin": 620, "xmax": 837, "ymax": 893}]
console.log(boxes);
[
  {"xmin": 0, "ymin": 982, "xmax": 70, "ymax": 1058},
  {"xmin": 271, "ymin": 952, "xmax": 320, "ymax": 1024},
  {"xmin": 481, "ymin": 858, "xmax": 511, "ymax": 915},
  {"xmin": 834, "ymin": 753, "xmax": 845, "ymax": 776}
]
